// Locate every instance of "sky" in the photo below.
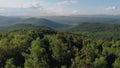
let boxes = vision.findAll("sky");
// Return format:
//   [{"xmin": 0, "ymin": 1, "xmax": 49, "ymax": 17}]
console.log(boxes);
[{"xmin": 0, "ymin": 0, "xmax": 120, "ymax": 16}]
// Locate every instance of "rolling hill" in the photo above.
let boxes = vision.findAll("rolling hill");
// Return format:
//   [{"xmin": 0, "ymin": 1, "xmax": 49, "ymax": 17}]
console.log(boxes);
[
  {"xmin": 68, "ymin": 22, "xmax": 120, "ymax": 32},
  {"xmin": 46, "ymin": 16, "xmax": 120, "ymax": 25},
  {"xmin": 67, "ymin": 22, "xmax": 120, "ymax": 39},
  {"xmin": 0, "ymin": 16, "xmax": 70, "ymax": 29},
  {"xmin": 0, "ymin": 16, "xmax": 120, "ymax": 32},
  {"xmin": 0, "ymin": 16, "xmax": 22, "ymax": 26},
  {"xmin": 0, "ymin": 23, "xmax": 58, "ymax": 32},
  {"xmin": 12, "ymin": 18, "xmax": 69, "ymax": 29},
  {"xmin": 0, "ymin": 16, "xmax": 120, "ymax": 27},
  {"xmin": 0, "ymin": 16, "xmax": 70, "ymax": 31}
]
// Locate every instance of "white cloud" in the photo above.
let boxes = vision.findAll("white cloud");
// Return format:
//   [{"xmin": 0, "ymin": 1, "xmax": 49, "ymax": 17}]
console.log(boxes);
[
  {"xmin": 105, "ymin": 6, "xmax": 117, "ymax": 11},
  {"xmin": 0, "ymin": 0, "xmax": 119, "ymax": 16},
  {"xmin": 0, "ymin": 0, "xmax": 43, "ymax": 16},
  {"xmin": 56, "ymin": 0, "xmax": 77, "ymax": 6},
  {"xmin": 6, "ymin": 7, "xmax": 120, "ymax": 16},
  {"xmin": 16, "ymin": 7, "xmax": 78, "ymax": 16},
  {"xmin": 21, "ymin": 2, "xmax": 43, "ymax": 9},
  {"xmin": 0, "ymin": 0, "xmax": 43, "ymax": 9}
]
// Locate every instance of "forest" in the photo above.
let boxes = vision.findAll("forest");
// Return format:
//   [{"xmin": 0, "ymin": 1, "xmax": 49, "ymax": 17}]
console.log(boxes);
[{"xmin": 0, "ymin": 27, "xmax": 120, "ymax": 68}]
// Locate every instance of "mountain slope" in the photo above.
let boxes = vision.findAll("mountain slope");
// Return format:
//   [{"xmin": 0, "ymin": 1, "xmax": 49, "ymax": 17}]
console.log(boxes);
[
  {"xmin": 0, "ymin": 16, "xmax": 70, "ymax": 29},
  {"xmin": 0, "ymin": 23, "xmax": 56, "ymax": 32},
  {"xmin": 0, "ymin": 16, "xmax": 22, "ymax": 26},
  {"xmin": 15, "ymin": 18, "xmax": 68, "ymax": 29},
  {"xmin": 68, "ymin": 23, "xmax": 120, "ymax": 32}
]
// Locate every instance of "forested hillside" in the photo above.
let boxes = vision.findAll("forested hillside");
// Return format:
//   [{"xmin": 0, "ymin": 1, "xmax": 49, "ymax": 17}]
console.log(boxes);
[
  {"xmin": 68, "ymin": 23, "xmax": 120, "ymax": 40},
  {"xmin": 0, "ymin": 27, "xmax": 120, "ymax": 68},
  {"xmin": 69, "ymin": 23, "xmax": 120, "ymax": 32}
]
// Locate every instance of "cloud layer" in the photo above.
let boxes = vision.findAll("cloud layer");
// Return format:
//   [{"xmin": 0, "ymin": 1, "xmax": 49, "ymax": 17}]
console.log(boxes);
[
  {"xmin": 56, "ymin": 0, "xmax": 78, "ymax": 6},
  {"xmin": 105, "ymin": 6, "xmax": 117, "ymax": 11},
  {"xmin": 0, "ymin": 1, "xmax": 43, "ymax": 9}
]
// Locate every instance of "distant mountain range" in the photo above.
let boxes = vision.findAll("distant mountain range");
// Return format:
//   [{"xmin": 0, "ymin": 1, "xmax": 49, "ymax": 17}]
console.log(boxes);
[
  {"xmin": 0, "ymin": 15, "xmax": 120, "ymax": 32},
  {"xmin": 14, "ymin": 18, "xmax": 68, "ymax": 29},
  {"xmin": 0, "ymin": 16, "xmax": 22, "ymax": 26},
  {"xmin": 45, "ymin": 16, "xmax": 120, "ymax": 25},
  {"xmin": 1, "ymin": 15, "xmax": 120, "ymax": 26},
  {"xmin": 0, "ymin": 16, "xmax": 70, "ymax": 31}
]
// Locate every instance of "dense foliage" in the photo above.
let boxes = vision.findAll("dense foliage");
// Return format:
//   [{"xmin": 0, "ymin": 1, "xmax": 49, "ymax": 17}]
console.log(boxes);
[
  {"xmin": 0, "ymin": 27, "xmax": 120, "ymax": 68},
  {"xmin": 68, "ymin": 23, "xmax": 120, "ymax": 40}
]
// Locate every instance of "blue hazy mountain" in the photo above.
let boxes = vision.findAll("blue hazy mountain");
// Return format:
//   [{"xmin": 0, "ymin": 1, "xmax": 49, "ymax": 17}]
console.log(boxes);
[{"xmin": 14, "ymin": 18, "xmax": 68, "ymax": 29}]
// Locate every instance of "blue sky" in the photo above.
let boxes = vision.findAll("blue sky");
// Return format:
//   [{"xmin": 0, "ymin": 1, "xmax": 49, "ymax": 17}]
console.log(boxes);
[{"xmin": 0, "ymin": 0, "xmax": 120, "ymax": 16}]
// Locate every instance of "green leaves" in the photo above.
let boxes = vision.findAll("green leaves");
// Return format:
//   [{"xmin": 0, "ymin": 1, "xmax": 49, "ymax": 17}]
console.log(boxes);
[
  {"xmin": 5, "ymin": 58, "xmax": 19, "ymax": 68},
  {"xmin": 94, "ymin": 57, "xmax": 107, "ymax": 68},
  {"xmin": 24, "ymin": 38, "xmax": 49, "ymax": 68}
]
